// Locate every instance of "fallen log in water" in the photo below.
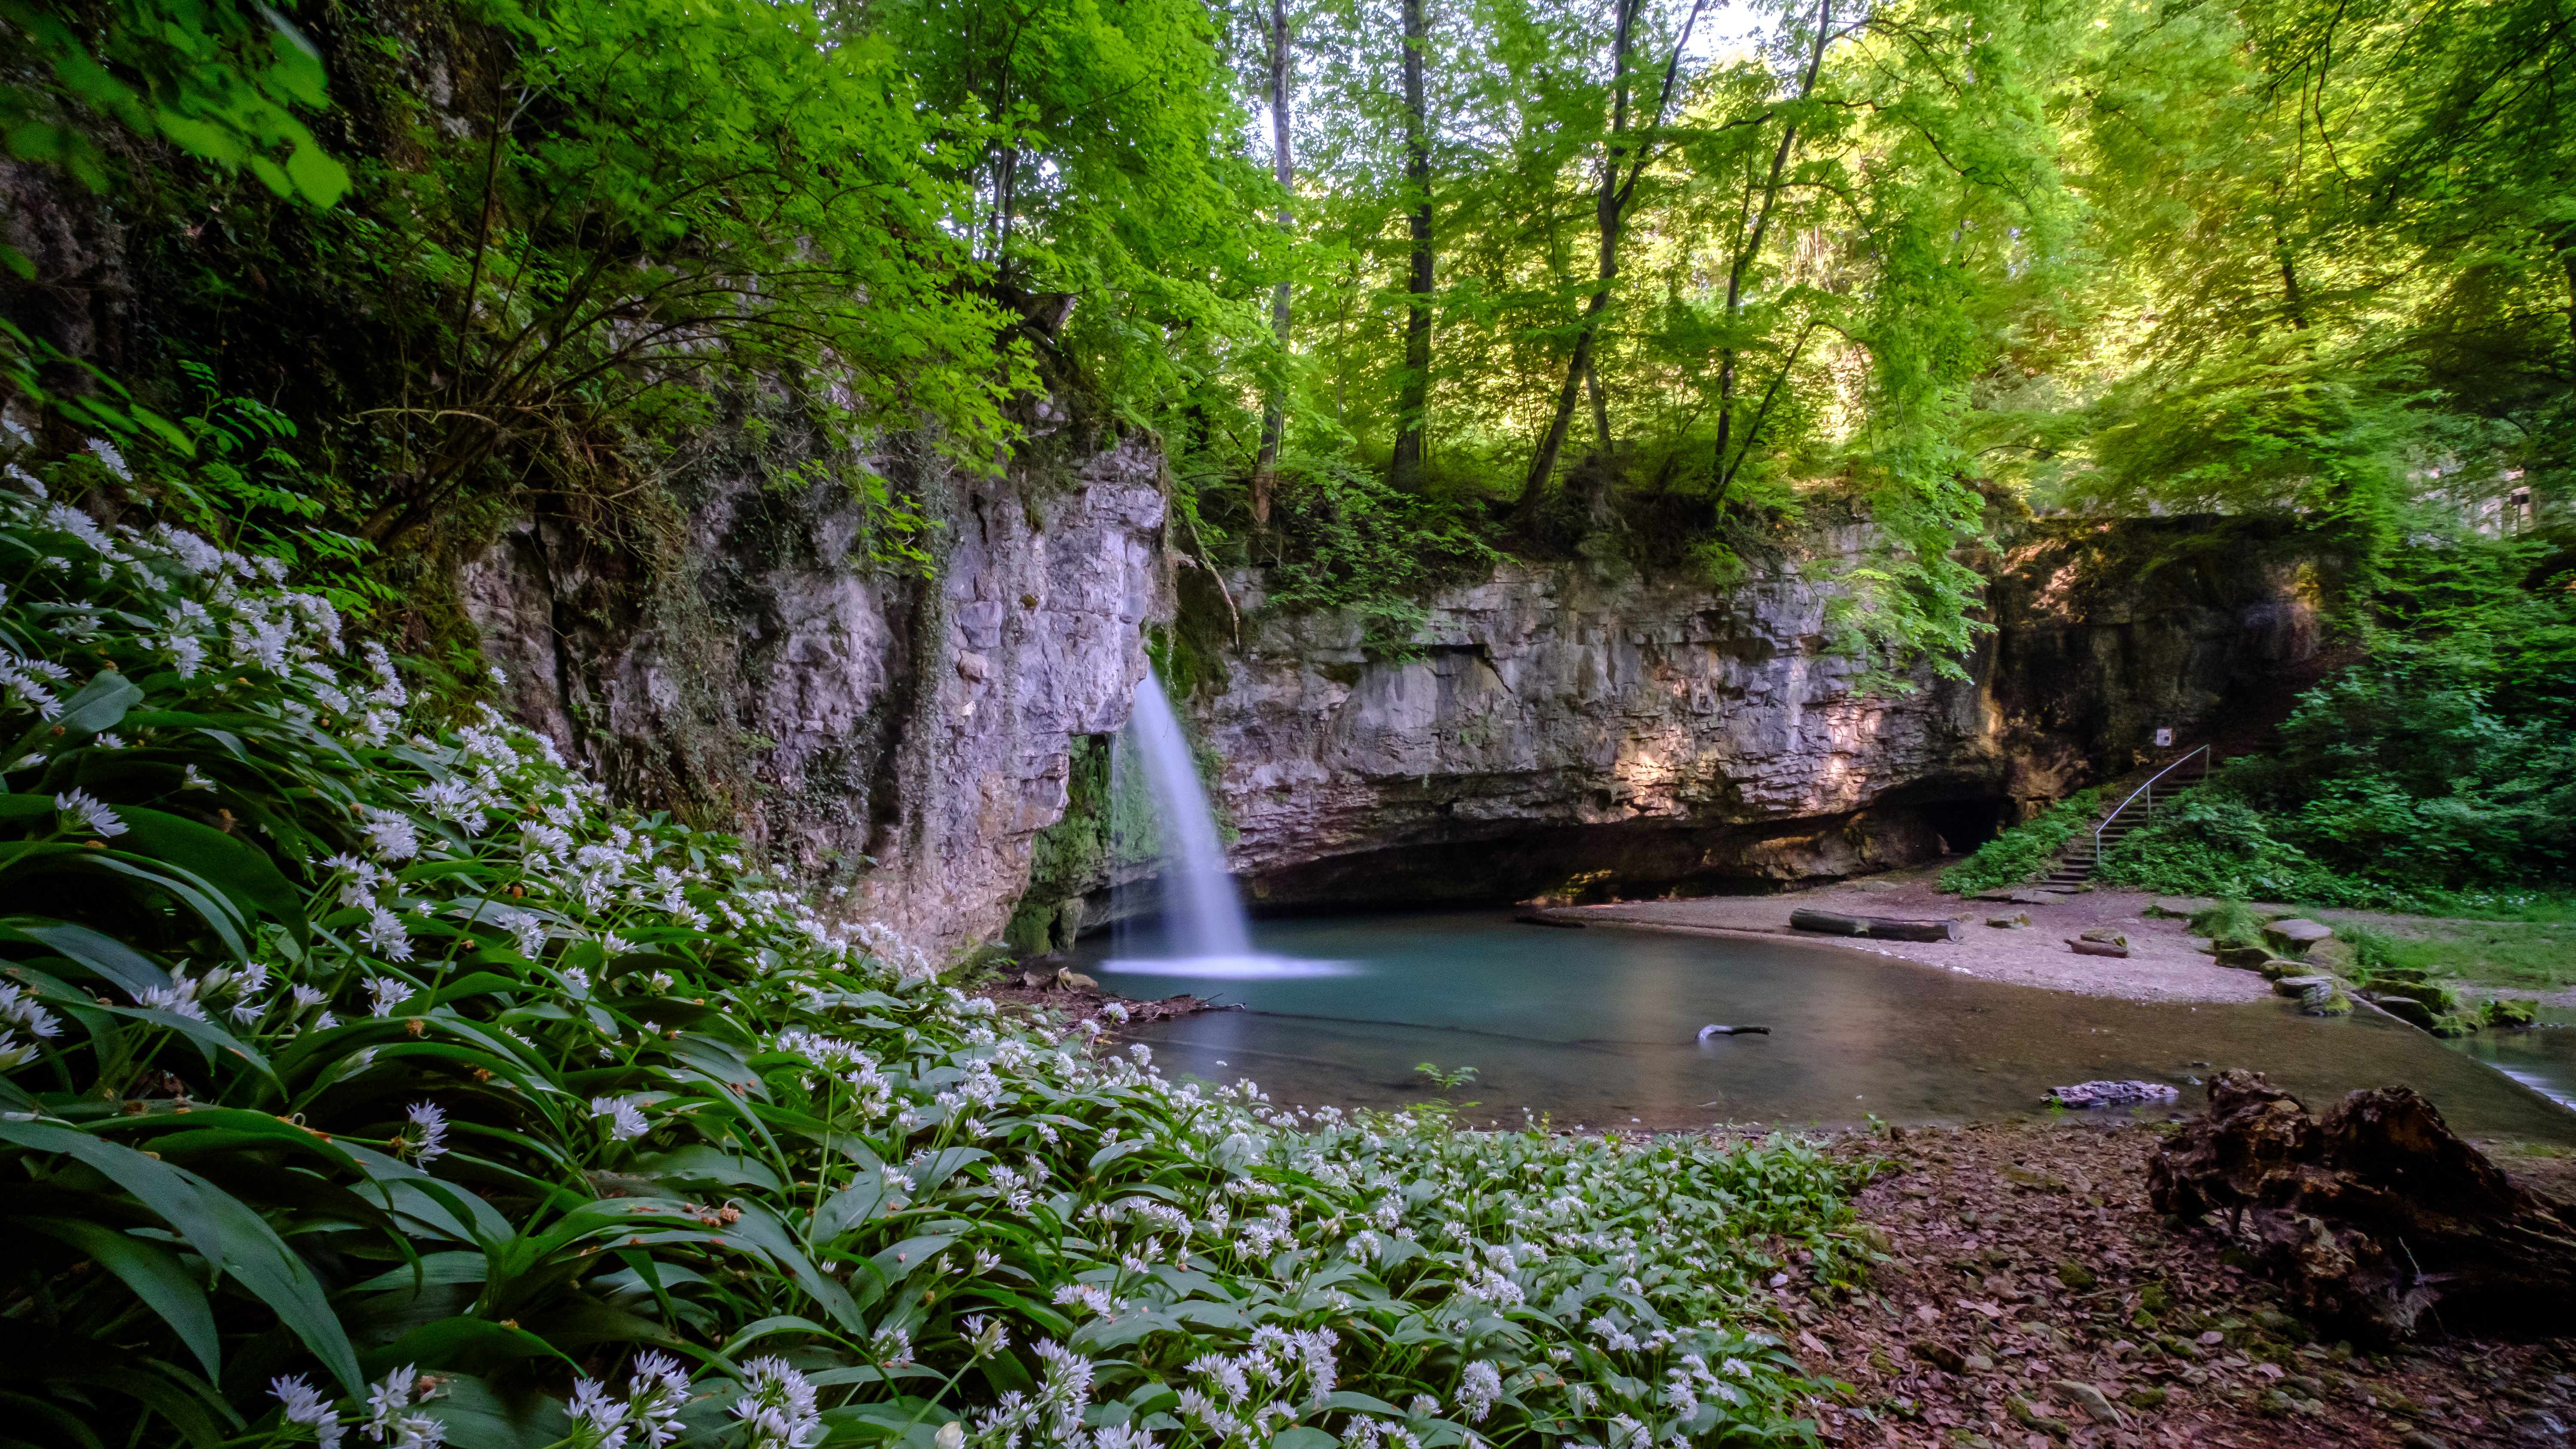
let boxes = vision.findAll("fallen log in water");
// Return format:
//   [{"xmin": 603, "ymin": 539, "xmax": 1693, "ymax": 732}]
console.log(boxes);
[
  {"xmin": 1789, "ymin": 908, "xmax": 1964, "ymax": 942},
  {"xmin": 2148, "ymin": 1069, "xmax": 2576, "ymax": 1342}
]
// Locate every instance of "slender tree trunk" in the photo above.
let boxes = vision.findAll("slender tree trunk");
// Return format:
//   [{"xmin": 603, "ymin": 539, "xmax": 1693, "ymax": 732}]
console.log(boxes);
[
  {"xmin": 1519, "ymin": 0, "xmax": 1707, "ymax": 512},
  {"xmin": 1390, "ymin": 0, "xmax": 1433, "ymax": 491},
  {"xmin": 1709, "ymin": 0, "xmax": 1830, "ymax": 489},
  {"xmin": 1586, "ymin": 357, "xmax": 1611, "ymax": 453},
  {"xmin": 2552, "ymin": 222, "xmax": 2576, "ymax": 353},
  {"xmin": 1252, "ymin": 0, "xmax": 1294, "ymax": 525},
  {"xmin": 2269, "ymin": 195, "xmax": 2309, "ymax": 330}
]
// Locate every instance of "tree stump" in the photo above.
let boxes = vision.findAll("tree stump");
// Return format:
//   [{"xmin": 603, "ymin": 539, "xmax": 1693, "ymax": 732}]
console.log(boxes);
[{"xmin": 2147, "ymin": 1070, "xmax": 2576, "ymax": 1342}]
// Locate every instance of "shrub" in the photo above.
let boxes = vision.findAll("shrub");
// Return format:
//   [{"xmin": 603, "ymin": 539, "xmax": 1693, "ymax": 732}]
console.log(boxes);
[
  {"xmin": 1937, "ymin": 788, "xmax": 2103, "ymax": 896},
  {"xmin": 0, "ymin": 478, "xmax": 1854, "ymax": 1447},
  {"xmin": 2093, "ymin": 794, "xmax": 2382, "ymax": 907}
]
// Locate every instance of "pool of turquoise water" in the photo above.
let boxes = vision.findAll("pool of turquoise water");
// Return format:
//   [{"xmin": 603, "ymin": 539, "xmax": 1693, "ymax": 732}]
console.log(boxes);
[{"xmin": 1077, "ymin": 911, "xmax": 2576, "ymax": 1141}]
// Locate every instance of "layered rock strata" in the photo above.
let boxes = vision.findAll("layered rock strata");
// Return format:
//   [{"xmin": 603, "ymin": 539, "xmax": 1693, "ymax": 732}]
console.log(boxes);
[
  {"xmin": 1015, "ymin": 515, "xmax": 2336, "ymax": 940},
  {"xmin": 464, "ymin": 428, "xmax": 1168, "ymax": 957}
]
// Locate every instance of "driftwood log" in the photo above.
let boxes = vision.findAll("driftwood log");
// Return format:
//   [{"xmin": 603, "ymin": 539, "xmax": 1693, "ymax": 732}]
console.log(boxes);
[
  {"xmin": 2065, "ymin": 938, "xmax": 2131, "ymax": 958},
  {"xmin": 2147, "ymin": 1069, "xmax": 2576, "ymax": 1342},
  {"xmin": 1789, "ymin": 908, "xmax": 1964, "ymax": 942}
]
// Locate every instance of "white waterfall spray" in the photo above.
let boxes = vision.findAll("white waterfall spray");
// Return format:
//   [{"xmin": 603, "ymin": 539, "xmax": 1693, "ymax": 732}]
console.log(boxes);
[{"xmin": 1109, "ymin": 665, "xmax": 1349, "ymax": 977}]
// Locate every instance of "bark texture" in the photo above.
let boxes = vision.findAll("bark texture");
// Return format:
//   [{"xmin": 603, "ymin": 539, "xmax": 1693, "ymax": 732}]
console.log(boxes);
[{"xmin": 2147, "ymin": 1069, "xmax": 2576, "ymax": 1343}]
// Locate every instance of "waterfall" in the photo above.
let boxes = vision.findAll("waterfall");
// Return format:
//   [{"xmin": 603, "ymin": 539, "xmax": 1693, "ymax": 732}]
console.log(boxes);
[{"xmin": 1117, "ymin": 664, "xmax": 1254, "ymax": 961}]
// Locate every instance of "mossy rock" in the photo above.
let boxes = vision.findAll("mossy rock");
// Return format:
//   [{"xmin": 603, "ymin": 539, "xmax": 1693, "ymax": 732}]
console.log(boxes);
[
  {"xmin": 2483, "ymin": 997, "xmax": 2540, "ymax": 1029},
  {"xmin": 2304, "ymin": 937, "xmax": 2357, "ymax": 971},
  {"xmin": 2429, "ymin": 1013, "xmax": 2483, "ymax": 1038},
  {"xmin": 2371, "ymin": 994, "xmax": 2439, "ymax": 1031},
  {"xmin": 2262, "ymin": 917, "xmax": 2335, "ymax": 953},
  {"xmin": 2300, "ymin": 983, "xmax": 2353, "ymax": 1016},
  {"xmin": 2373, "ymin": 980, "xmax": 2460, "ymax": 1014}
]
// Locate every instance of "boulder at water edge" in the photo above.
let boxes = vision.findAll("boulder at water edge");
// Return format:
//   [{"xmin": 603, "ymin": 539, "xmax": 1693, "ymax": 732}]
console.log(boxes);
[{"xmin": 2263, "ymin": 917, "xmax": 2335, "ymax": 953}]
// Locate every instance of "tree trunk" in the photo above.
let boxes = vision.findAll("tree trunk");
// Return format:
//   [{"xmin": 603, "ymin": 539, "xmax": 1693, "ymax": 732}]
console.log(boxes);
[
  {"xmin": 1517, "ymin": 0, "xmax": 1708, "ymax": 513},
  {"xmin": 2150, "ymin": 1070, "xmax": 2576, "ymax": 1342},
  {"xmin": 1389, "ymin": 0, "xmax": 1433, "ymax": 492},
  {"xmin": 1252, "ymin": 0, "xmax": 1294, "ymax": 526},
  {"xmin": 1789, "ymin": 909, "xmax": 1964, "ymax": 942},
  {"xmin": 1709, "ymin": 0, "xmax": 1829, "ymax": 493},
  {"xmin": 1518, "ymin": 0, "xmax": 1638, "ymax": 510}
]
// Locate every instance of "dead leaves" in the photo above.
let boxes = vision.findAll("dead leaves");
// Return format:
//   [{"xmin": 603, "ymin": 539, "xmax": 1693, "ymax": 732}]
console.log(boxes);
[{"xmin": 1796, "ymin": 1121, "xmax": 2576, "ymax": 1448}]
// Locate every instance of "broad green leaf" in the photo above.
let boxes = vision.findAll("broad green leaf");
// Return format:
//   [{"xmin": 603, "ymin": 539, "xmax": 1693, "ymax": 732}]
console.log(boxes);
[
  {"xmin": 110, "ymin": 806, "xmax": 304, "ymax": 942},
  {"xmin": 53, "ymin": 671, "xmax": 143, "ymax": 735},
  {"xmin": 349, "ymin": 1251, "xmax": 490, "ymax": 1293},
  {"xmin": 0, "ymin": 1120, "xmax": 361, "ymax": 1391},
  {"xmin": 93, "ymin": 1004, "xmax": 273, "ymax": 1078},
  {"xmin": 21, "ymin": 1218, "xmax": 221, "ymax": 1380},
  {"xmin": 5, "ymin": 920, "xmax": 171, "ymax": 994}
]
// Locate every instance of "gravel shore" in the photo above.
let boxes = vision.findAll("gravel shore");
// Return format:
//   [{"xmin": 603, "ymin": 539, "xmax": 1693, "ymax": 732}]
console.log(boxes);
[{"xmin": 1540, "ymin": 866, "xmax": 2275, "ymax": 1005}]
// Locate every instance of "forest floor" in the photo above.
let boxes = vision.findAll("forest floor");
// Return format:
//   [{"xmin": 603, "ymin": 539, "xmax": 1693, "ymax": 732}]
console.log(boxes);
[
  {"xmin": 1544, "ymin": 866, "xmax": 2576, "ymax": 1009},
  {"xmin": 1793, "ymin": 1120, "xmax": 2576, "ymax": 1449}
]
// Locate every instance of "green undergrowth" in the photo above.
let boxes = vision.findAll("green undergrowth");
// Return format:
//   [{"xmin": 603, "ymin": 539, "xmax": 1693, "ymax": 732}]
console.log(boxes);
[
  {"xmin": 0, "ymin": 471, "xmax": 1867, "ymax": 1446},
  {"xmin": 1935, "ymin": 789, "xmax": 2105, "ymax": 897},
  {"xmin": 2182, "ymin": 905, "xmax": 2549, "ymax": 1032},
  {"xmin": 2322, "ymin": 919, "xmax": 2575, "ymax": 996}
]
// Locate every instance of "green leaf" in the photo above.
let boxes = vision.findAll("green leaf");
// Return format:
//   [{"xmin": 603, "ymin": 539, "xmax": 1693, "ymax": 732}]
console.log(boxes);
[
  {"xmin": 110, "ymin": 805, "xmax": 304, "ymax": 942},
  {"xmin": 4, "ymin": 920, "xmax": 172, "ymax": 993},
  {"xmin": 0, "ymin": 1120, "xmax": 363, "ymax": 1391},
  {"xmin": 53, "ymin": 671, "xmax": 143, "ymax": 735},
  {"xmin": 359, "ymin": 1316, "xmax": 571, "ymax": 1379},
  {"xmin": 93, "ymin": 1003, "xmax": 274, "ymax": 1078},
  {"xmin": 20, "ymin": 1218, "xmax": 221, "ymax": 1380},
  {"xmin": 283, "ymin": 142, "xmax": 349, "ymax": 207}
]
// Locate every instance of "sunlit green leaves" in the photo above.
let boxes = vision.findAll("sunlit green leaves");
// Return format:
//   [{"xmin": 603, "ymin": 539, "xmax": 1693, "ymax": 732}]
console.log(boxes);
[{"xmin": 0, "ymin": 0, "xmax": 348, "ymax": 206}]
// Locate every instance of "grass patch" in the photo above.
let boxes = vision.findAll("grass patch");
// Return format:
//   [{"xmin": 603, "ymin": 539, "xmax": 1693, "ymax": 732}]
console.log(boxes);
[{"xmin": 2318, "ymin": 917, "xmax": 2576, "ymax": 995}]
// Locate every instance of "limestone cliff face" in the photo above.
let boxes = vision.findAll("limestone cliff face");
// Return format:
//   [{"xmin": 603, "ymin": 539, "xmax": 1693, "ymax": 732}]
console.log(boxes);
[
  {"xmin": 1009, "ymin": 514, "xmax": 2336, "ymax": 937},
  {"xmin": 460, "ymin": 425, "xmax": 2331, "ymax": 954},
  {"xmin": 461, "ymin": 429, "xmax": 1169, "ymax": 958},
  {"xmin": 1191, "ymin": 537, "xmax": 1998, "ymax": 911}
]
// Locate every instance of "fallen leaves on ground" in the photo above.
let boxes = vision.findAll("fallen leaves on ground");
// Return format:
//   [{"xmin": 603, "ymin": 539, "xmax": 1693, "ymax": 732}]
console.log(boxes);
[{"xmin": 1773, "ymin": 1122, "xmax": 2575, "ymax": 1449}]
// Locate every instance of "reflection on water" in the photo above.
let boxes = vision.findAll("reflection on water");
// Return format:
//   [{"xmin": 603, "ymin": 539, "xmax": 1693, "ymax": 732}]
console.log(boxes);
[
  {"xmin": 2442, "ymin": 1005, "xmax": 2576, "ymax": 1109},
  {"xmin": 1075, "ymin": 911, "xmax": 2576, "ymax": 1142},
  {"xmin": 1102, "ymin": 956, "xmax": 1361, "ymax": 979}
]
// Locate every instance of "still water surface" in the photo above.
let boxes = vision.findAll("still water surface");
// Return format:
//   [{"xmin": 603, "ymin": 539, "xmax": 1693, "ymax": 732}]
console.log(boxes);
[{"xmin": 1078, "ymin": 911, "xmax": 2576, "ymax": 1142}]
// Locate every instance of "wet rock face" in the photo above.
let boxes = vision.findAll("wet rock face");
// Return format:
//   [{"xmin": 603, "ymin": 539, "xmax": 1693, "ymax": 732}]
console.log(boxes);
[
  {"xmin": 1192, "ymin": 541, "xmax": 2000, "ymax": 909},
  {"xmin": 462, "ymin": 431, "xmax": 1167, "ymax": 956},
  {"xmin": 1163, "ymin": 516, "xmax": 2330, "ymax": 913}
]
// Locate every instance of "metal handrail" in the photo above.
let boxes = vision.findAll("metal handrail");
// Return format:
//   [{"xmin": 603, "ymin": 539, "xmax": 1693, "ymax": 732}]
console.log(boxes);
[{"xmin": 2090, "ymin": 744, "xmax": 2211, "ymax": 863}]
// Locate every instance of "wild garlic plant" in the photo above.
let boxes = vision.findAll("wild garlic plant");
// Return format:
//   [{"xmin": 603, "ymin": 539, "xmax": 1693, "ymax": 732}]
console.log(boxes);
[{"xmin": 0, "ymin": 475, "xmax": 1864, "ymax": 1449}]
